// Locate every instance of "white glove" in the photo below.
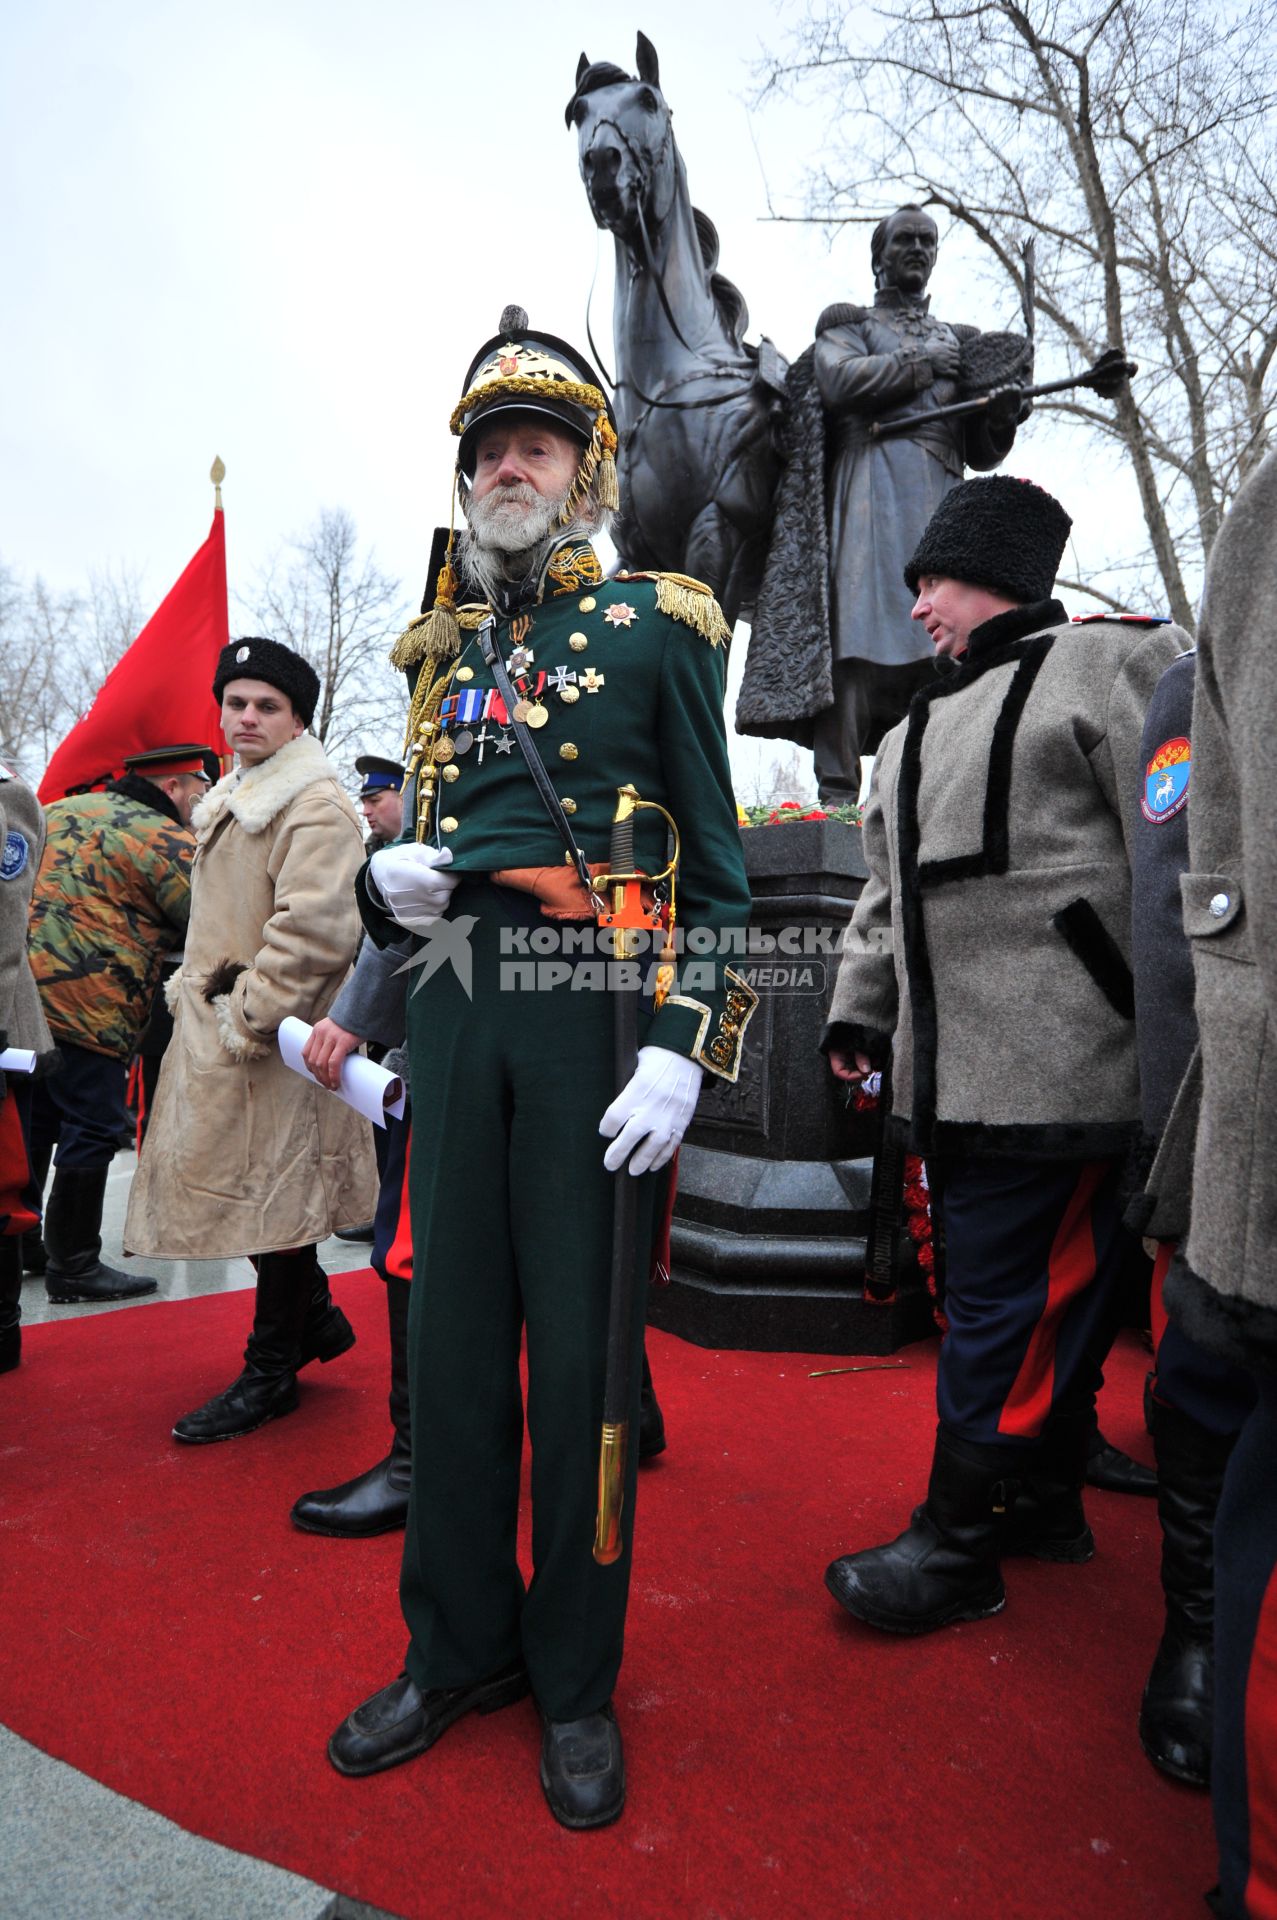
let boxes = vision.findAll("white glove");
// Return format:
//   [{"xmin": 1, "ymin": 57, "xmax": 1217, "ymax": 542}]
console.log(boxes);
[
  {"xmin": 368, "ymin": 843, "xmax": 457, "ymax": 932},
  {"xmin": 599, "ymin": 1045, "xmax": 704, "ymax": 1176}
]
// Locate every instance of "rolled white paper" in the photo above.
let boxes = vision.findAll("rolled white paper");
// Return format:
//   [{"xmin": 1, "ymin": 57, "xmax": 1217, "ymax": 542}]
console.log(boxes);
[
  {"xmin": 0, "ymin": 1048, "xmax": 36, "ymax": 1074},
  {"xmin": 277, "ymin": 1016, "xmax": 406, "ymax": 1129}
]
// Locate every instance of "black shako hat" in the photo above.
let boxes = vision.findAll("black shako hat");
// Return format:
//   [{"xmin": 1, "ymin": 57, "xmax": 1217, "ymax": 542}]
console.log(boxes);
[
  {"xmin": 452, "ymin": 304, "xmax": 617, "ymax": 483},
  {"xmin": 904, "ymin": 475, "xmax": 1073, "ymax": 603},
  {"xmin": 213, "ymin": 637, "xmax": 320, "ymax": 727}
]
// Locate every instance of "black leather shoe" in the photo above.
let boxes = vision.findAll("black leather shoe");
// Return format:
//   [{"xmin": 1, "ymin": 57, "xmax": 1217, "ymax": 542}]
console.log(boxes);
[
  {"xmin": 334, "ymin": 1222, "xmax": 376, "ymax": 1243},
  {"xmin": 20, "ymin": 1233, "xmax": 46, "ymax": 1276},
  {"xmin": 1086, "ymin": 1433, "xmax": 1157, "ymax": 1495},
  {"xmin": 540, "ymin": 1702, "xmax": 625, "ymax": 1829},
  {"xmin": 329, "ymin": 1663, "xmax": 530, "ymax": 1777},
  {"xmin": 172, "ymin": 1366, "xmax": 298, "ymax": 1443},
  {"xmin": 46, "ymin": 1259, "xmax": 159, "ymax": 1304}
]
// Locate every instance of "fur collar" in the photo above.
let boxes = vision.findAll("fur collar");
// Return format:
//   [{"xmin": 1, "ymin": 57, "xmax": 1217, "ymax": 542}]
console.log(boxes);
[{"xmin": 192, "ymin": 733, "xmax": 336, "ymax": 841}]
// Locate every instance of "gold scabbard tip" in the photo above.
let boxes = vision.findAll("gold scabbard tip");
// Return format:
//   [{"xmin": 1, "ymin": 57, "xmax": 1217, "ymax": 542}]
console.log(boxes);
[{"xmin": 593, "ymin": 1420, "xmax": 629, "ymax": 1565}]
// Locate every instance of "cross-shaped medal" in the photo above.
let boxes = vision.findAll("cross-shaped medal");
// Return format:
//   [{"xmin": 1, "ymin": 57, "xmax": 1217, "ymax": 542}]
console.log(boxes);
[
  {"xmin": 580, "ymin": 667, "xmax": 605, "ymax": 693},
  {"xmin": 506, "ymin": 645, "xmax": 534, "ymax": 676},
  {"xmin": 547, "ymin": 666, "xmax": 576, "ymax": 694},
  {"xmin": 474, "ymin": 723, "xmax": 495, "ymax": 764}
]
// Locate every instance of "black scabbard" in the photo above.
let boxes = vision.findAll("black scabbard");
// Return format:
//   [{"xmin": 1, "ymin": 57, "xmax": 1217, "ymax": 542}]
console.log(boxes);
[{"xmin": 593, "ymin": 801, "xmax": 642, "ymax": 1566}]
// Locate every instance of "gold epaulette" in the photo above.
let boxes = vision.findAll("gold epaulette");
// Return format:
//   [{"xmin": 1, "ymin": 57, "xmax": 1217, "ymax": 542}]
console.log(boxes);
[
  {"xmin": 389, "ymin": 602, "xmax": 491, "ymax": 670},
  {"xmin": 614, "ymin": 570, "xmax": 732, "ymax": 647}
]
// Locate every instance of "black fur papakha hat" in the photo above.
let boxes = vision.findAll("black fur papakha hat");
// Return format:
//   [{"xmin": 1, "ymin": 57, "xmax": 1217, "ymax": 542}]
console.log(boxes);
[
  {"xmin": 904, "ymin": 475, "xmax": 1073, "ymax": 602},
  {"xmin": 213, "ymin": 637, "xmax": 320, "ymax": 727}
]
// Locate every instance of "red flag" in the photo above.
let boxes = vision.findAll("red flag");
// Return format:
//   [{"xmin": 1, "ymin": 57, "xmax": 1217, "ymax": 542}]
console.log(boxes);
[{"xmin": 39, "ymin": 506, "xmax": 230, "ymax": 802}]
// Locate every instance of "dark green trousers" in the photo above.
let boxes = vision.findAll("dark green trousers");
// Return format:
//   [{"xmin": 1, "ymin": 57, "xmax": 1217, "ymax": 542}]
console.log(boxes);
[{"xmin": 400, "ymin": 882, "xmax": 659, "ymax": 1721}]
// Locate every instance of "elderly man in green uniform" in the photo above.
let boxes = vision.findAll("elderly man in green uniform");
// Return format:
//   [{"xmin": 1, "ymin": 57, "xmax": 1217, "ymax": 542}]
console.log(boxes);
[{"xmin": 328, "ymin": 309, "xmax": 755, "ymax": 1829}]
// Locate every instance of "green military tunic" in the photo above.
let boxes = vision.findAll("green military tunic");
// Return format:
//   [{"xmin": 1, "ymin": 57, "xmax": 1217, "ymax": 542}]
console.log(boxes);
[{"xmin": 359, "ymin": 541, "xmax": 755, "ymax": 1720}]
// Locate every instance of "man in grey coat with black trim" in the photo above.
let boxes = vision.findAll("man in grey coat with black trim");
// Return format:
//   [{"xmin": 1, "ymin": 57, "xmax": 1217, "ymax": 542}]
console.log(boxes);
[{"xmin": 821, "ymin": 473, "xmax": 1188, "ymax": 1636}]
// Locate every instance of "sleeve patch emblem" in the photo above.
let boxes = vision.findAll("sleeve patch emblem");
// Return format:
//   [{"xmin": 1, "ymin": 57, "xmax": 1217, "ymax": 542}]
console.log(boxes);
[
  {"xmin": 1141, "ymin": 736, "xmax": 1191, "ymax": 823},
  {"xmin": 0, "ymin": 830, "xmax": 29, "ymax": 880}
]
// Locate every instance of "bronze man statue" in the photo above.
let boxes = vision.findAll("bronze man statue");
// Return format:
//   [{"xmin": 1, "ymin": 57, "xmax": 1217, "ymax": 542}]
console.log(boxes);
[{"xmin": 738, "ymin": 206, "xmax": 1028, "ymax": 803}]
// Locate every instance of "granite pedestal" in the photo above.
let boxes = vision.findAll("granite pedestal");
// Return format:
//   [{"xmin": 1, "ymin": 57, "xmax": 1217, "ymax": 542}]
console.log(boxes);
[{"xmin": 651, "ymin": 818, "xmax": 934, "ymax": 1355}]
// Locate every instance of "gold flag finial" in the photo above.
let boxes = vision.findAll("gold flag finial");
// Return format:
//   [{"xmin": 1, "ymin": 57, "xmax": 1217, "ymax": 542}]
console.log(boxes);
[{"xmin": 210, "ymin": 455, "xmax": 225, "ymax": 511}]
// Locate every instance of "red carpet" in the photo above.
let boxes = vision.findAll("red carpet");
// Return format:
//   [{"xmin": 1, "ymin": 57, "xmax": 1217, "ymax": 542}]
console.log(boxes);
[{"xmin": 0, "ymin": 1272, "xmax": 1214, "ymax": 1918}]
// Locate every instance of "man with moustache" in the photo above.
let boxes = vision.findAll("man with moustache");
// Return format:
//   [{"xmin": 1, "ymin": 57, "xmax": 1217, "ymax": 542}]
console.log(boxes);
[
  {"xmin": 821, "ymin": 474, "xmax": 1188, "ymax": 1636},
  {"xmin": 327, "ymin": 310, "xmax": 754, "ymax": 1829}
]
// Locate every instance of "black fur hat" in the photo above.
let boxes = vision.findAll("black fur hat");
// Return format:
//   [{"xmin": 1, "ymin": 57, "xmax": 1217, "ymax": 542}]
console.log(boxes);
[
  {"xmin": 213, "ymin": 637, "xmax": 320, "ymax": 726},
  {"xmin": 904, "ymin": 475, "xmax": 1072, "ymax": 602}
]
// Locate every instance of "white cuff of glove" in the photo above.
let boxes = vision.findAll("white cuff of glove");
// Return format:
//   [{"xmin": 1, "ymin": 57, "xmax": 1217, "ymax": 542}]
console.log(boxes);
[
  {"xmin": 599, "ymin": 1044, "xmax": 704, "ymax": 1176},
  {"xmin": 368, "ymin": 843, "xmax": 458, "ymax": 932}
]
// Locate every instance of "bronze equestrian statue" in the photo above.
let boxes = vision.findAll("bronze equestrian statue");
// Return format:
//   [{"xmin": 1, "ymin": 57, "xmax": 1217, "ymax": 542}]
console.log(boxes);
[{"xmin": 566, "ymin": 34, "xmax": 786, "ymax": 628}]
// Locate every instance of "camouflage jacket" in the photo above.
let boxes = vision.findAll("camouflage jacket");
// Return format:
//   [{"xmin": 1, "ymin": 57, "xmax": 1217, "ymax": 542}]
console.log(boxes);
[{"xmin": 28, "ymin": 777, "xmax": 194, "ymax": 1060}]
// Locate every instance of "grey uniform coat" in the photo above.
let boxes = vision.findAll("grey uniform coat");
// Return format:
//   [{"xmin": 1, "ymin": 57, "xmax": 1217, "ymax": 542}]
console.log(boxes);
[
  {"xmin": 825, "ymin": 601, "xmax": 1189, "ymax": 1158},
  {"xmin": 1163, "ymin": 449, "xmax": 1277, "ymax": 1369},
  {"xmin": 0, "ymin": 767, "xmax": 53, "ymax": 1058}
]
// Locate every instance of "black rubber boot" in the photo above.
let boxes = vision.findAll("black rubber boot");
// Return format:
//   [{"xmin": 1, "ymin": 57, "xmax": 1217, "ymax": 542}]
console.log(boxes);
[
  {"xmin": 291, "ymin": 1274, "xmax": 411, "ymax": 1536},
  {"xmin": 825, "ymin": 1427, "xmax": 1026, "ymax": 1634},
  {"xmin": 0, "ymin": 1237, "xmax": 21, "ymax": 1372},
  {"xmin": 172, "ymin": 1249, "xmax": 310, "ymax": 1443},
  {"xmin": 296, "ymin": 1256, "xmax": 356, "ymax": 1370},
  {"xmin": 1001, "ymin": 1409, "xmax": 1095, "ymax": 1563},
  {"xmin": 1139, "ymin": 1400, "xmax": 1236, "ymax": 1788},
  {"xmin": 638, "ymin": 1345, "xmax": 666, "ymax": 1461},
  {"xmin": 43, "ymin": 1166, "xmax": 159, "ymax": 1303}
]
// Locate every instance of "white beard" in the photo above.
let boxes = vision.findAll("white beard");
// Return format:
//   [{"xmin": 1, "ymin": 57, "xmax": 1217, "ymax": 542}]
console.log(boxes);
[
  {"xmin": 458, "ymin": 478, "xmax": 610, "ymax": 605},
  {"xmin": 464, "ymin": 481, "xmax": 563, "ymax": 555}
]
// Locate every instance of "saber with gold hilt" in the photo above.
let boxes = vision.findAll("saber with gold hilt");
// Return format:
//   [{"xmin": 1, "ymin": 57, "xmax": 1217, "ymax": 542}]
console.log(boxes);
[{"xmin": 592, "ymin": 783, "xmax": 681, "ymax": 1566}]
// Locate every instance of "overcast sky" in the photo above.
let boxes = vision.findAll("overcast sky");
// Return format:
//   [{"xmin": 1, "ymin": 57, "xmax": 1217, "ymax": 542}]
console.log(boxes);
[{"xmin": 3, "ymin": 0, "xmax": 1145, "ymax": 790}]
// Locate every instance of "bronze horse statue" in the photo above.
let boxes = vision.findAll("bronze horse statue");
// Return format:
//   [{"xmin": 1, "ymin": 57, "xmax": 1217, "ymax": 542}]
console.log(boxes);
[{"xmin": 566, "ymin": 34, "xmax": 786, "ymax": 627}]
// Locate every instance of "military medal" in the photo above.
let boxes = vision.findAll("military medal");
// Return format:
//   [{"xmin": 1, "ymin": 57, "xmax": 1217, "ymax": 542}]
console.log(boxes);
[
  {"xmin": 513, "ymin": 699, "xmax": 533, "ymax": 724},
  {"xmin": 433, "ymin": 736, "xmax": 456, "ymax": 764},
  {"xmin": 603, "ymin": 603, "xmax": 637, "ymax": 629},
  {"xmin": 580, "ymin": 667, "xmax": 605, "ymax": 693},
  {"xmin": 453, "ymin": 729, "xmax": 475, "ymax": 755},
  {"xmin": 526, "ymin": 702, "xmax": 549, "ymax": 729}
]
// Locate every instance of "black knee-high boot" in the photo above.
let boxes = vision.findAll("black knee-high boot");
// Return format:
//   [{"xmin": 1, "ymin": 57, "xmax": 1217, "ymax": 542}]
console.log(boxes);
[
  {"xmin": 172, "ymin": 1248, "xmax": 312, "ymax": 1443},
  {"xmin": 0, "ymin": 1237, "xmax": 21, "ymax": 1372},
  {"xmin": 297, "ymin": 1254, "xmax": 356, "ymax": 1370},
  {"xmin": 43, "ymin": 1165, "xmax": 159, "ymax": 1302},
  {"xmin": 1139, "ymin": 1400, "xmax": 1236, "ymax": 1787},
  {"xmin": 825, "ymin": 1426, "xmax": 1029, "ymax": 1634},
  {"xmin": 1001, "ymin": 1407, "xmax": 1095, "ymax": 1563},
  {"xmin": 290, "ymin": 1273, "xmax": 411, "ymax": 1535}
]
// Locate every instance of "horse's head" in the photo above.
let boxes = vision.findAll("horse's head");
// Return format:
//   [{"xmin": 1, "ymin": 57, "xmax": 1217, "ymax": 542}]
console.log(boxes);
[{"xmin": 566, "ymin": 32, "xmax": 676, "ymax": 240}]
